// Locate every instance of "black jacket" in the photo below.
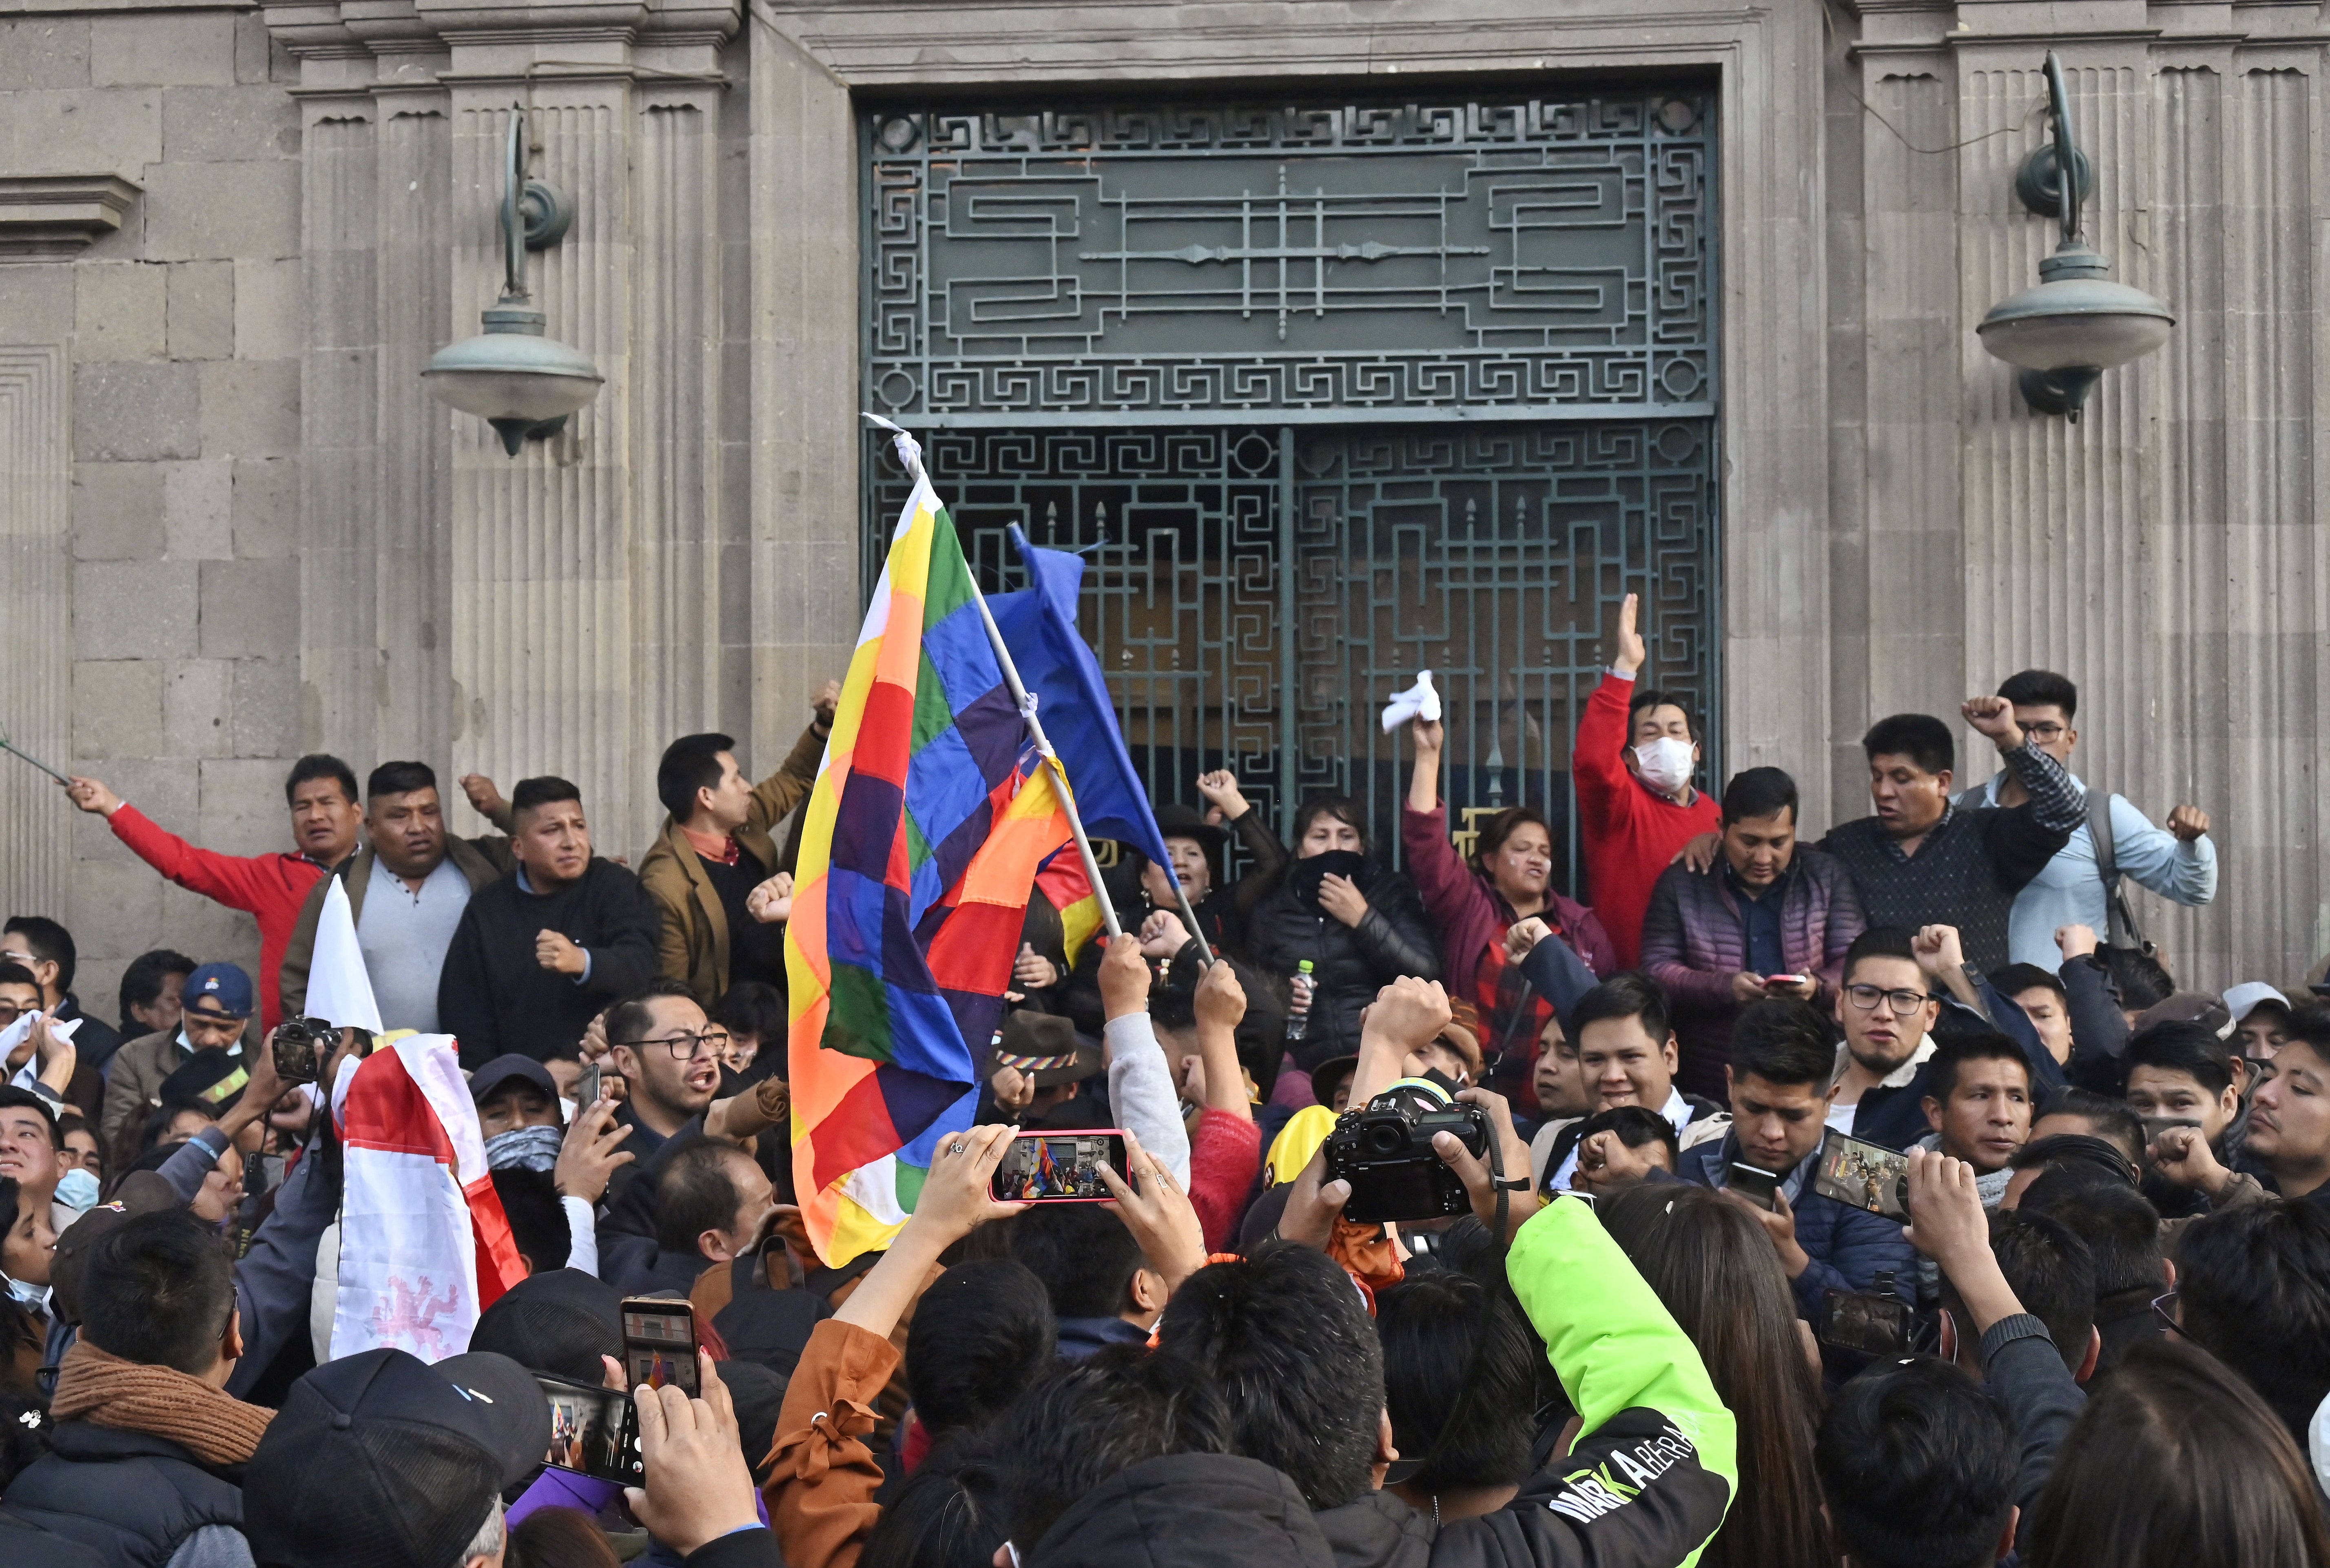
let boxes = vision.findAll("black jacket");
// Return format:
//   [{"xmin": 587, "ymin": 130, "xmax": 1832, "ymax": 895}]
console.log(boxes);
[
  {"xmin": 436, "ymin": 858, "xmax": 663, "ymax": 1066},
  {"xmin": 1032, "ymin": 1452, "xmax": 1337, "ymax": 1568},
  {"xmin": 1240, "ymin": 857, "xmax": 1441, "ymax": 1069},
  {"xmin": 4, "ymin": 1422, "xmax": 246, "ymax": 1568}
]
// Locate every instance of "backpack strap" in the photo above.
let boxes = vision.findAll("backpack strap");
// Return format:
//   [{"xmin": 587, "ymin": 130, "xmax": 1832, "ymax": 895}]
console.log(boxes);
[{"xmin": 2088, "ymin": 791, "xmax": 2153, "ymax": 954}]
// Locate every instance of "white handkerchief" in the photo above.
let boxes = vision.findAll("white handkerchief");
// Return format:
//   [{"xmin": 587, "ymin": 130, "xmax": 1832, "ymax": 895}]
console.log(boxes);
[{"xmin": 1380, "ymin": 669, "xmax": 1444, "ymax": 733}]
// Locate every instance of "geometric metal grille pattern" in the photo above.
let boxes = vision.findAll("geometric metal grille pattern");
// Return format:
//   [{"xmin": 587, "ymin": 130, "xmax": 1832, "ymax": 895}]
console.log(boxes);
[
  {"xmin": 865, "ymin": 421, "xmax": 1718, "ymax": 897},
  {"xmin": 864, "ymin": 93, "xmax": 1714, "ymax": 421},
  {"xmin": 861, "ymin": 91, "xmax": 1719, "ymax": 906}
]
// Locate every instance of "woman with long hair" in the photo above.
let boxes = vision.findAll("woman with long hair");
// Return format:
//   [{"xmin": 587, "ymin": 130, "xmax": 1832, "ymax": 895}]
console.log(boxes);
[
  {"xmin": 2027, "ymin": 1337, "xmax": 2330, "ymax": 1568},
  {"xmin": 1402, "ymin": 716, "xmax": 1616, "ymax": 1108},
  {"xmin": 1596, "ymin": 1182, "xmax": 1832, "ymax": 1568},
  {"xmin": 1240, "ymin": 793, "xmax": 1441, "ymax": 1074}
]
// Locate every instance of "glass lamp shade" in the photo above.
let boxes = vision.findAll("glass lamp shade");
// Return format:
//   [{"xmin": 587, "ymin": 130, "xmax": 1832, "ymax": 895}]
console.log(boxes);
[
  {"xmin": 424, "ymin": 330, "xmax": 604, "ymax": 423},
  {"xmin": 424, "ymin": 300, "xmax": 604, "ymax": 454},
  {"xmin": 1977, "ymin": 241, "xmax": 2174, "ymax": 373}
]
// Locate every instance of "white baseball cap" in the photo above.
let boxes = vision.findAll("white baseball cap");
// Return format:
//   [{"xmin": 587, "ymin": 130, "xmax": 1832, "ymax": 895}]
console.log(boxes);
[{"xmin": 2222, "ymin": 981, "xmax": 2290, "ymax": 1028}]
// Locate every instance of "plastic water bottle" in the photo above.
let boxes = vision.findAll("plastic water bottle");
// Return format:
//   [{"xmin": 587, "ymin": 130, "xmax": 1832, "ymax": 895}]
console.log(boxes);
[{"xmin": 1286, "ymin": 959, "xmax": 1316, "ymax": 1043}]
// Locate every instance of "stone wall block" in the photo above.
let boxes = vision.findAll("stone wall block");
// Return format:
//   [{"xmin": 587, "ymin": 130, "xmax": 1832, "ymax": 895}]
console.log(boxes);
[
  {"xmin": 0, "ymin": 345, "xmax": 72, "ymax": 918},
  {"xmin": 230, "ymin": 456, "xmax": 296, "ymax": 559},
  {"xmin": 166, "ymin": 260, "xmax": 235, "ymax": 362},
  {"xmin": 163, "ymin": 84, "xmax": 300, "ymax": 164},
  {"xmin": 197, "ymin": 557, "xmax": 299, "ymax": 658},
  {"xmin": 86, "ymin": 758, "xmax": 195, "ymax": 833},
  {"xmin": 163, "ymin": 657, "xmax": 234, "ymax": 758},
  {"xmin": 163, "ymin": 455, "xmax": 233, "ymax": 558},
  {"xmin": 0, "ymin": 18, "xmax": 91, "ymax": 90},
  {"xmin": 234, "ymin": 257, "xmax": 301, "ymax": 361},
  {"xmin": 198, "ymin": 757, "xmax": 295, "ymax": 857},
  {"xmin": 227, "ymin": 657, "xmax": 300, "ymax": 758},
  {"xmin": 67, "ymin": 859, "xmax": 169, "ymax": 966},
  {"xmin": 71, "ymin": 660, "xmax": 164, "ymax": 761},
  {"xmin": 198, "ymin": 358, "xmax": 299, "ymax": 457},
  {"xmin": 0, "ymin": 89, "xmax": 162, "ymax": 178},
  {"xmin": 73, "ymin": 558, "xmax": 197, "ymax": 660},
  {"xmin": 90, "ymin": 13, "xmax": 236, "ymax": 88},
  {"xmin": 72, "ymin": 360, "xmax": 198, "ymax": 462},
  {"xmin": 144, "ymin": 161, "xmax": 300, "ymax": 262},
  {"xmin": 74, "ymin": 261, "xmax": 166, "ymax": 361},
  {"xmin": 70, "ymin": 461, "xmax": 165, "ymax": 561}
]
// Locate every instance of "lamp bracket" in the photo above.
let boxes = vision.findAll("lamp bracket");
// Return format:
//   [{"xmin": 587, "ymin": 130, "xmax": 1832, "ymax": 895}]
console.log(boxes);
[
  {"xmin": 520, "ymin": 177, "xmax": 572, "ymax": 250},
  {"xmin": 2014, "ymin": 142, "xmax": 2092, "ymax": 220},
  {"xmin": 2017, "ymin": 366, "xmax": 2101, "ymax": 422}
]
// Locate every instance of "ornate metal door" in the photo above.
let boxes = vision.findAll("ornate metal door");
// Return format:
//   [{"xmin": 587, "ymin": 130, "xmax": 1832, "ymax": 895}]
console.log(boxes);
[{"xmin": 861, "ymin": 93, "xmax": 1717, "ymax": 895}]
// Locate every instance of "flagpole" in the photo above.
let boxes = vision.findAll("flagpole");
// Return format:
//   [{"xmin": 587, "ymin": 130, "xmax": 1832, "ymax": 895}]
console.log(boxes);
[{"xmin": 864, "ymin": 414, "xmax": 1141, "ymax": 954}]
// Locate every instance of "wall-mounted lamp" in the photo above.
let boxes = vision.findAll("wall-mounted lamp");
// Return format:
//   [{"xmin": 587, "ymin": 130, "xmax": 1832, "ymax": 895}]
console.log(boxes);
[
  {"xmin": 1977, "ymin": 53, "xmax": 2173, "ymax": 421},
  {"xmin": 423, "ymin": 109, "xmax": 605, "ymax": 456}
]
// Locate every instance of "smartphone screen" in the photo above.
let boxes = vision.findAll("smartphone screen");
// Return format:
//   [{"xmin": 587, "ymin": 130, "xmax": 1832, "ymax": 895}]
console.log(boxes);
[
  {"xmin": 1820, "ymin": 1289, "xmax": 1914, "ymax": 1358},
  {"xmin": 577, "ymin": 1061, "xmax": 602, "ymax": 1109},
  {"xmin": 619, "ymin": 1299, "xmax": 699, "ymax": 1395},
  {"xmin": 990, "ymin": 1130, "xmax": 1127, "ymax": 1203},
  {"xmin": 536, "ymin": 1373, "xmax": 642, "ymax": 1482},
  {"xmin": 1727, "ymin": 1161, "xmax": 1781, "ymax": 1211},
  {"xmin": 1814, "ymin": 1133, "xmax": 1912, "ymax": 1221}
]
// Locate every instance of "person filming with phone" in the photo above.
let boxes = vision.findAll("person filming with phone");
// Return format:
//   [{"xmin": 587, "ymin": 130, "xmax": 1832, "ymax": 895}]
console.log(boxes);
[{"xmin": 1679, "ymin": 999, "xmax": 1918, "ymax": 1318}]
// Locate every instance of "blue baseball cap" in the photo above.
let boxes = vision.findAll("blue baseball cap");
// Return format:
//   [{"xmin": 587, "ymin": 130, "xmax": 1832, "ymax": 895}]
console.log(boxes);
[{"xmin": 184, "ymin": 962, "xmax": 254, "ymax": 1020}]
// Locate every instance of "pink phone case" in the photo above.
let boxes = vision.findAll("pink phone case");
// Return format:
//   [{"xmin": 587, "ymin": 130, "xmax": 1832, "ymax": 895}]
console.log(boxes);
[{"xmin": 991, "ymin": 1128, "xmax": 1128, "ymax": 1204}]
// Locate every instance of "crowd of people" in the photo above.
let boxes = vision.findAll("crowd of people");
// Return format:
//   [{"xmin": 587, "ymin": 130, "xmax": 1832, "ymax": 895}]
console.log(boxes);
[{"xmin": 5, "ymin": 589, "xmax": 2328, "ymax": 1568}]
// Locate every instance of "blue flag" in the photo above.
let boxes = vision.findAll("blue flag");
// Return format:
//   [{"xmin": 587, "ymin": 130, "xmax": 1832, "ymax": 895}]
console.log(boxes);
[{"xmin": 986, "ymin": 526, "xmax": 1175, "ymax": 870}]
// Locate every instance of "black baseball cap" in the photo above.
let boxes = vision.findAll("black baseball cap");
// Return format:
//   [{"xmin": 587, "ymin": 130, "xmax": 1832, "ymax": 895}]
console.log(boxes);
[
  {"xmin": 469, "ymin": 1054, "xmax": 559, "ymax": 1107},
  {"xmin": 49, "ymin": 1173, "xmax": 177, "ymax": 1324},
  {"xmin": 244, "ymin": 1347, "xmax": 549, "ymax": 1568},
  {"xmin": 469, "ymin": 1267, "xmax": 623, "ymax": 1384}
]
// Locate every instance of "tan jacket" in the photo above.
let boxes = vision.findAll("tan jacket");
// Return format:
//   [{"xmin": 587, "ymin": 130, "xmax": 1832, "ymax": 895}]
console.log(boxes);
[
  {"xmin": 276, "ymin": 835, "xmax": 513, "ymax": 1023},
  {"xmin": 100, "ymin": 1025, "xmax": 250, "ymax": 1151},
  {"xmin": 637, "ymin": 722, "xmax": 827, "ymax": 1003}
]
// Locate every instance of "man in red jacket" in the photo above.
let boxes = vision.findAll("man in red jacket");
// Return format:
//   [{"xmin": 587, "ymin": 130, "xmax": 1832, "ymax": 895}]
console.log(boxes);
[
  {"xmin": 1572, "ymin": 592, "xmax": 1722, "ymax": 967},
  {"xmin": 63, "ymin": 756, "xmax": 363, "ymax": 1030}
]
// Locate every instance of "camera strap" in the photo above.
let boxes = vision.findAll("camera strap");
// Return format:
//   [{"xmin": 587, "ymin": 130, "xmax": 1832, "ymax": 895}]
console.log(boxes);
[{"xmin": 1488, "ymin": 1125, "xmax": 1509, "ymax": 1240}]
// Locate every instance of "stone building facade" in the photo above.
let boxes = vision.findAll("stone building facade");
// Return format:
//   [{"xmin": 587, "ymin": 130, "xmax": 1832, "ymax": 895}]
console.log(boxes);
[{"xmin": 2, "ymin": 0, "xmax": 2325, "ymax": 1012}]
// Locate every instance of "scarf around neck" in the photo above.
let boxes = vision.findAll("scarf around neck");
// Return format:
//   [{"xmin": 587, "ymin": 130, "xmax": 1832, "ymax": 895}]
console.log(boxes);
[{"xmin": 50, "ymin": 1339, "xmax": 273, "ymax": 1468}]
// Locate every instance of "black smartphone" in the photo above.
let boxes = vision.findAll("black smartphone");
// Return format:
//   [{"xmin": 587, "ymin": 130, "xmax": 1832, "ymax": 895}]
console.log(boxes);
[
  {"xmin": 1820, "ymin": 1288, "xmax": 1916, "ymax": 1359},
  {"xmin": 535, "ymin": 1373, "xmax": 642, "ymax": 1482},
  {"xmin": 576, "ymin": 1061, "xmax": 602, "ymax": 1110},
  {"xmin": 1728, "ymin": 1161, "xmax": 1781, "ymax": 1211},
  {"xmin": 990, "ymin": 1130, "xmax": 1127, "ymax": 1203},
  {"xmin": 1813, "ymin": 1133, "xmax": 1912, "ymax": 1221},
  {"xmin": 619, "ymin": 1298, "xmax": 699, "ymax": 1395}
]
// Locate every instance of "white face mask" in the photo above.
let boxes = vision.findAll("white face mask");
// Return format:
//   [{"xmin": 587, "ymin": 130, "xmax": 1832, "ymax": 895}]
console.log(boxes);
[{"xmin": 1633, "ymin": 735, "xmax": 1696, "ymax": 796}]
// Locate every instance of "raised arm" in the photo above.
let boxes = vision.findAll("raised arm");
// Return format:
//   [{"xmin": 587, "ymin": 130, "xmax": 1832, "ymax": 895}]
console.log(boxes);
[
  {"xmin": 1569, "ymin": 594, "xmax": 1647, "ymax": 834},
  {"xmin": 73, "ymin": 779, "xmax": 283, "ymax": 914},
  {"xmin": 2109, "ymin": 797, "xmax": 2217, "ymax": 908},
  {"xmin": 1963, "ymin": 699, "xmax": 2081, "ymax": 890}
]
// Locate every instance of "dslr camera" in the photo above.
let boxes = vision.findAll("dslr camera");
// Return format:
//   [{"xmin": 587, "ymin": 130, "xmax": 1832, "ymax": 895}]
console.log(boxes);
[
  {"xmin": 271, "ymin": 1015, "xmax": 335, "ymax": 1086},
  {"xmin": 1322, "ymin": 1077, "xmax": 1490, "ymax": 1223}
]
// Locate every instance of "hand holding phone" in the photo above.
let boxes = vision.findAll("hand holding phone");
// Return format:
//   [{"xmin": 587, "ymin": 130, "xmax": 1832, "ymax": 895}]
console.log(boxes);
[
  {"xmin": 536, "ymin": 1373, "xmax": 642, "ymax": 1481},
  {"xmin": 1813, "ymin": 1133, "xmax": 1912, "ymax": 1221},
  {"xmin": 1727, "ymin": 1161, "xmax": 1781, "ymax": 1212},
  {"xmin": 577, "ymin": 1060, "xmax": 602, "ymax": 1109},
  {"xmin": 1763, "ymin": 974, "xmax": 1812, "ymax": 991}
]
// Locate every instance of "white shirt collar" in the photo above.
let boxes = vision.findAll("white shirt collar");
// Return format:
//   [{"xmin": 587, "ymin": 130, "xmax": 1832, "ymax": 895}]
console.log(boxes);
[
  {"xmin": 1659, "ymin": 1085, "xmax": 1692, "ymax": 1130},
  {"xmin": 1877, "ymin": 1035, "xmax": 1939, "ymax": 1090}
]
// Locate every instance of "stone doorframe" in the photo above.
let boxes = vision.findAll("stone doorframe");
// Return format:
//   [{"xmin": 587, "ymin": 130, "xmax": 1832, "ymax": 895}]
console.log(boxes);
[{"xmin": 749, "ymin": 0, "xmax": 1834, "ymax": 819}]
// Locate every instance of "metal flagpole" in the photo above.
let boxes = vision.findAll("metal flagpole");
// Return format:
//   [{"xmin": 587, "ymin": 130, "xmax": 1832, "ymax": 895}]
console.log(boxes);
[
  {"xmin": 863, "ymin": 414, "xmax": 1213, "ymax": 966},
  {"xmin": 0, "ymin": 724, "xmax": 69, "ymax": 785}
]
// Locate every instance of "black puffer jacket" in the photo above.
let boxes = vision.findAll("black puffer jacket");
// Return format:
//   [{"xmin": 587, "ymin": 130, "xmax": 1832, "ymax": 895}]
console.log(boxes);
[
  {"xmin": 3, "ymin": 1423, "xmax": 246, "ymax": 1568},
  {"xmin": 1031, "ymin": 1452, "xmax": 1336, "ymax": 1568},
  {"xmin": 1241, "ymin": 852, "xmax": 1442, "ymax": 1069}
]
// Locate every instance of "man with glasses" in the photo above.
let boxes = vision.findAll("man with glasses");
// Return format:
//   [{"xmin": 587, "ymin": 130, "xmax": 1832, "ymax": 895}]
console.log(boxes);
[
  {"xmin": 1959, "ymin": 669, "xmax": 2216, "ymax": 971},
  {"xmin": 0, "ymin": 959, "xmax": 90, "ymax": 1122},
  {"xmin": 592, "ymin": 980, "xmax": 728, "ymax": 1273}
]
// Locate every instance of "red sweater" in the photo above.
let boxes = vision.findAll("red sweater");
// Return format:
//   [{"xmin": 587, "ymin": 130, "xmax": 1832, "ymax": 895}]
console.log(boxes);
[
  {"xmin": 1188, "ymin": 1107, "xmax": 1262, "ymax": 1253},
  {"xmin": 108, "ymin": 804, "xmax": 330, "ymax": 1030},
  {"xmin": 1573, "ymin": 671, "xmax": 1723, "ymax": 969}
]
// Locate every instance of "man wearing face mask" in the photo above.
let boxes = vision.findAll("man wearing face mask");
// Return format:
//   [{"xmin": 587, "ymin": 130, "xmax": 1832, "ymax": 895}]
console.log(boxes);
[{"xmin": 1573, "ymin": 592, "xmax": 1723, "ymax": 968}]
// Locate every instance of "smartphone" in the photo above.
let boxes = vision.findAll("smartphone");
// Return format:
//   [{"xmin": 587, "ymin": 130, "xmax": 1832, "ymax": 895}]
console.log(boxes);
[
  {"xmin": 535, "ymin": 1373, "xmax": 642, "ymax": 1482},
  {"xmin": 1727, "ymin": 1161, "xmax": 1781, "ymax": 1212},
  {"xmin": 576, "ymin": 1060, "xmax": 602, "ymax": 1110},
  {"xmin": 619, "ymin": 1298, "xmax": 699, "ymax": 1395},
  {"xmin": 1813, "ymin": 1133, "xmax": 1912, "ymax": 1221},
  {"xmin": 1819, "ymin": 1288, "xmax": 1916, "ymax": 1359},
  {"xmin": 1763, "ymin": 974, "xmax": 1811, "ymax": 990},
  {"xmin": 990, "ymin": 1129, "xmax": 1128, "ymax": 1203},
  {"xmin": 2141, "ymin": 1115, "xmax": 2204, "ymax": 1149}
]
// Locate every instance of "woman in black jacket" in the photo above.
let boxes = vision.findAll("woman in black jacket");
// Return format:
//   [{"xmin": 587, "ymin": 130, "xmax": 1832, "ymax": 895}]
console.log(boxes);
[{"xmin": 1241, "ymin": 794, "xmax": 1440, "ymax": 1069}]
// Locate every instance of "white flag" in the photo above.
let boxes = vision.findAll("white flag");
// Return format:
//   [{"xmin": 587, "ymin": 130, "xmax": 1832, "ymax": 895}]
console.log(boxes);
[{"xmin": 302, "ymin": 876, "xmax": 385, "ymax": 1035}]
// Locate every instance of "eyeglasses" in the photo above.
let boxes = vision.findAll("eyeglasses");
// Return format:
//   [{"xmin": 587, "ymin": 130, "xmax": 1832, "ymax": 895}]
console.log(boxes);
[
  {"xmin": 616, "ymin": 1030, "xmax": 733, "ymax": 1061},
  {"xmin": 0, "ymin": 1002, "xmax": 21, "ymax": 1024},
  {"xmin": 2153, "ymin": 1289, "xmax": 2180, "ymax": 1338},
  {"xmin": 2022, "ymin": 722, "xmax": 2069, "ymax": 742},
  {"xmin": 1844, "ymin": 984, "xmax": 1934, "ymax": 1014}
]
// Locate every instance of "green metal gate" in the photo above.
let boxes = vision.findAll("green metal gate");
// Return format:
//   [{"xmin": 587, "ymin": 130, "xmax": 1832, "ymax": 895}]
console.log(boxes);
[{"xmin": 860, "ymin": 93, "xmax": 1718, "ymax": 895}]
